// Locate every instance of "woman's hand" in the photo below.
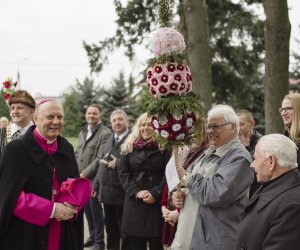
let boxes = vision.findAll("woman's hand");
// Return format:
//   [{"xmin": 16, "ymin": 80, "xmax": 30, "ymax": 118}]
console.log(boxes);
[
  {"xmin": 172, "ymin": 190, "xmax": 186, "ymax": 208},
  {"xmin": 161, "ymin": 206, "xmax": 170, "ymax": 217},
  {"xmin": 164, "ymin": 210, "xmax": 179, "ymax": 226},
  {"xmin": 136, "ymin": 190, "xmax": 156, "ymax": 204}
]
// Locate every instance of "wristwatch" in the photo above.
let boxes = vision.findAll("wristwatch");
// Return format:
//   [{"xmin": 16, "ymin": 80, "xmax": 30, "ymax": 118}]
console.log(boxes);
[{"xmin": 181, "ymin": 173, "xmax": 189, "ymax": 187}]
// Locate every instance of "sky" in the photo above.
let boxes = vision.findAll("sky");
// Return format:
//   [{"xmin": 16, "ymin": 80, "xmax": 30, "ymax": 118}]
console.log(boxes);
[{"xmin": 0, "ymin": 0, "xmax": 299, "ymax": 98}]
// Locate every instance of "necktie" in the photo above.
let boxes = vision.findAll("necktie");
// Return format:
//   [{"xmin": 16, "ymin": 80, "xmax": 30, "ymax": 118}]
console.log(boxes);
[
  {"xmin": 11, "ymin": 129, "xmax": 22, "ymax": 140},
  {"xmin": 115, "ymin": 136, "xmax": 119, "ymax": 144}
]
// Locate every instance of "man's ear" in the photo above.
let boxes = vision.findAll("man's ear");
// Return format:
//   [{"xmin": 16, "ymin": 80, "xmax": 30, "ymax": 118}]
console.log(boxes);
[
  {"xmin": 268, "ymin": 154, "xmax": 276, "ymax": 171},
  {"xmin": 250, "ymin": 119, "xmax": 255, "ymax": 128}
]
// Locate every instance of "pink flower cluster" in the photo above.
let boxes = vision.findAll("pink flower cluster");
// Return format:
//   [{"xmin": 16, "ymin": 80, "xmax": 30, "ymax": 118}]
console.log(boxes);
[
  {"xmin": 151, "ymin": 112, "xmax": 196, "ymax": 141},
  {"xmin": 150, "ymin": 27, "xmax": 186, "ymax": 56},
  {"xmin": 147, "ymin": 62, "xmax": 192, "ymax": 98},
  {"xmin": 2, "ymin": 79, "xmax": 17, "ymax": 101}
]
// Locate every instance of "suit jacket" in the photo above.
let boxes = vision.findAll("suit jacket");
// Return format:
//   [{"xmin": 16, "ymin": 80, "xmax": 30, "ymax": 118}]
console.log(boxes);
[
  {"xmin": 0, "ymin": 126, "xmax": 83, "ymax": 250},
  {"xmin": 94, "ymin": 130, "xmax": 130, "ymax": 205},
  {"xmin": 235, "ymin": 169, "xmax": 300, "ymax": 250},
  {"xmin": 75, "ymin": 123, "xmax": 111, "ymax": 180}
]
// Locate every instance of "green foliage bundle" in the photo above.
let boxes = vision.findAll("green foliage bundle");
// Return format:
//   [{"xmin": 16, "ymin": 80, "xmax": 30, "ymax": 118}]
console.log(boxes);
[
  {"xmin": 0, "ymin": 89, "xmax": 10, "ymax": 118},
  {"xmin": 147, "ymin": 54, "xmax": 187, "ymax": 68},
  {"xmin": 144, "ymin": 92, "xmax": 204, "ymax": 121}
]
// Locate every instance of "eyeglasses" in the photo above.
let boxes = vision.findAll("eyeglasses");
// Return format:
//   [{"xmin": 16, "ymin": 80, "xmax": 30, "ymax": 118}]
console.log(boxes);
[
  {"xmin": 278, "ymin": 107, "xmax": 293, "ymax": 113},
  {"xmin": 205, "ymin": 123, "xmax": 232, "ymax": 130}
]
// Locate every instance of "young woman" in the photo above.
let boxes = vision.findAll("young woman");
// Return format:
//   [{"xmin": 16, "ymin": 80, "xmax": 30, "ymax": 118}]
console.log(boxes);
[
  {"xmin": 280, "ymin": 93, "xmax": 300, "ymax": 169},
  {"xmin": 118, "ymin": 113, "xmax": 171, "ymax": 250}
]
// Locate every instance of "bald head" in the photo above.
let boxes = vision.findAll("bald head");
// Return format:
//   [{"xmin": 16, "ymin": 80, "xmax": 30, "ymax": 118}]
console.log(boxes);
[{"xmin": 34, "ymin": 100, "xmax": 64, "ymax": 141}]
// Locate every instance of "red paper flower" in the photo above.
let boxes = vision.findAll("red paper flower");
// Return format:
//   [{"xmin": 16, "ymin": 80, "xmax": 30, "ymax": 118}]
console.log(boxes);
[
  {"xmin": 3, "ymin": 81, "xmax": 10, "ymax": 89},
  {"xmin": 174, "ymin": 74, "xmax": 181, "ymax": 81},
  {"xmin": 150, "ymin": 88, "xmax": 156, "ymax": 95},
  {"xmin": 147, "ymin": 70, "xmax": 153, "ymax": 79},
  {"xmin": 170, "ymin": 83, "xmax": 178, "ymax": 90},
  {"xmin": 161, "ymin": 75, "xmax": 169, "ymax": 83},
  {"xmin": 177, "ymin": 64, "xmax": 184, "ymax": 71},
  {"xmin": 167, "ymin": 63, "xmax": 176, "ymax": 72},
  {"xmin": 155, "ymin": 66, "xmax": 163, "ymax": 73},
  {"xmin": 4, "ymin": 93, "xmax": 10, "ymax": 100},
  {"xmin": 179, "ymin": 83, "xmax": 186, "ymax": 90},
  {"xmin": 158, "ymin": 86, "xmax": 167, "ymax": 93},
  {"xmin": 152, "ymin": 78, "xmax": 158, "ymax": 85}
]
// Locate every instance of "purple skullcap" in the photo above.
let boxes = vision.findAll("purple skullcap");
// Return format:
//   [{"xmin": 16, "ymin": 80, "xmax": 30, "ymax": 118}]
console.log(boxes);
[{"xmin": 36, "ymin": 99, "xmax": 54, "ymax": 107}]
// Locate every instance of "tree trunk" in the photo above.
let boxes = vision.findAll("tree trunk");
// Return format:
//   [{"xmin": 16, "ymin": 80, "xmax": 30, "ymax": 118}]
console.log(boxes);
[
  {"xmin": 263, "ymin": 0, "xmax": 290, "ymax": 134},
  {"xmin": 183, "ymin": 0, "xmax": 212, "ymax": 109}
]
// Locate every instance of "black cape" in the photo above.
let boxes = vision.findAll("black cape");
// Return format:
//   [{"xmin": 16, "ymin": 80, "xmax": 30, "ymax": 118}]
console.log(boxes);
[{"xmin": 0, "ymin": 126, "xmax": 83, "ymax": 250}]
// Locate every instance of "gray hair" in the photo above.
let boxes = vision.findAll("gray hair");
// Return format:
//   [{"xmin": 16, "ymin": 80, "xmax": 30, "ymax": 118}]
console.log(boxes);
[
  {"xmin": 259, "ymin": 134, "xmax": 298, "ymax": 169},
  {"xmin": 110, "ymin": 109, "xmax": 128, "ymax": 121},
  {"xmin": 35, "ymin": 100, "xmax": 63, "ymax": 116},
  {"xmin": 208, "ymin": 104, "xmax": 239, "ymax": 131}
]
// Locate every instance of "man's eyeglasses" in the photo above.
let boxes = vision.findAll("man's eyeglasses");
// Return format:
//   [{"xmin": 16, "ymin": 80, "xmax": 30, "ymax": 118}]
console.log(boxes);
[
  {"xmin": 278, "ymin": 107, "xmax": 293, "ymax": 113},
  {"xmin": 205, "ymin": 123, "xmax": 232, "ymax": 130}
]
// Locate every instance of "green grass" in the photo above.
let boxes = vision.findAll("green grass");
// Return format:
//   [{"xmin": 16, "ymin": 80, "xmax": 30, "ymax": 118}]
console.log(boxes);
[{"xmin": 66, "ymin": 137, "xmax": 78, "ymax": 148}]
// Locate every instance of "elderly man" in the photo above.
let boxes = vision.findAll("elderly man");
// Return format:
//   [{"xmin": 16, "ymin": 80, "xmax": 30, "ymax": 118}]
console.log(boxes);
[
  {"xmin": 235, "ymin": 134, "xmax": 300, "ymax": 250},
  {"xmin": 94, "ymin": 109, "xmax": 131, "ymax": 250},
  {"xmin": 0, "ymin": 100, "xmax": 83, "ymax": 250},
  {"xmin": 172, "ymin": 104, "xmax": 253, "ymax": 250},
  {"xmin": 0, "ymin": 90, "xmax": 36, "ymax": 156},
  {"xmin": 76, "ymin": 103, "xmax": 111, "ymax": 250}
]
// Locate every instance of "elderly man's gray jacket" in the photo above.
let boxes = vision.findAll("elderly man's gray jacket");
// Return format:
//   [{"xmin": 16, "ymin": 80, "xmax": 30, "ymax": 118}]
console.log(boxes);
[
  {"xmin": 76, "ymin": 123, "xmax": 111, "ymax": 180},
  {"xmin": 188, "ymin": 139, "xmax": 253, "ymax": 250}
]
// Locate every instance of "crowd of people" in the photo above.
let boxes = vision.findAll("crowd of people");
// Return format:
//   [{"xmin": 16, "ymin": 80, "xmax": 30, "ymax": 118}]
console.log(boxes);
[{"xmin": 0, "ymin": 88, "xmax": 300, "ymax": 250}]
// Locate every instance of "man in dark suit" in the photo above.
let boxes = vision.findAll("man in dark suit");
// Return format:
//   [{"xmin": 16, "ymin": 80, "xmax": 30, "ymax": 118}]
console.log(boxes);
[
  {"xmin": 236, "ymin": 134, "xmax": 300, "ymax": 250},
  {"xmin": 75, "ymin": 104, "xmax": 111, "ymax": 250},
  {"xmin": 237, "ymin": 109, "xmax": 263, "ymax": 197},
  {"xmin": 94, "ymin": 109, "xmax": 131, "ymax": 250}
]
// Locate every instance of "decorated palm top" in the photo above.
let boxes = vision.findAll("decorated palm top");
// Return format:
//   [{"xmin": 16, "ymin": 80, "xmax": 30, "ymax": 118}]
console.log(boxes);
[
  {"xmin": 144, "ymin": 0, "xmax": 204, "ymax": 149},
  {"xmin": 2, "ymin": 78, "xmax": 17, "ymax": 102}
]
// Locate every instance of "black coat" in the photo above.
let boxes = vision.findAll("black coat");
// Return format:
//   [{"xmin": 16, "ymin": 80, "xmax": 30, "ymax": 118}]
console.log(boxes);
[
  {"xmin": 118, "ymin": 147, "xmax": 171, "ymax": 238},
  {"xmin": 235, "ymin": 170, "xmax": 300, "ymax": 250},
  {"xmin": 0, "ymin": 126, "xmax": 83, "ymax": 250},
  {"xmin": 94, "ymin": 131, "xmax": 130, "ymax": 205},
  {"xmin": 284, "ymin": 129, "xmax": 300, "ymax": 171}
]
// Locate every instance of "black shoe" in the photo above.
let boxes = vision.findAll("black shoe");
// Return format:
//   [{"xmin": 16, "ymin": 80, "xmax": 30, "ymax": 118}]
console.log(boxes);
[
  {"xmin": 92, "ymin": 243, "xmax": 105, "ymax": 250},
  {"xmin": 83, "ymin": 238, "xmax": 94, "ymax": 247}
]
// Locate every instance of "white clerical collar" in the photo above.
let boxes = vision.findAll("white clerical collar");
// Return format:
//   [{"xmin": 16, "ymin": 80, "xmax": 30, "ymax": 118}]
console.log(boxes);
[
  {"xmin": 36, "ymin": 128, "xmax": 57, "ymax": 144},
  {"xmin": 10, "ymin": 121, "xmax": 34, "ymax": 136}
]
